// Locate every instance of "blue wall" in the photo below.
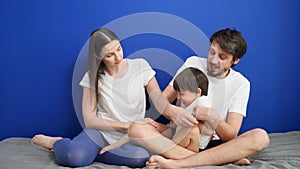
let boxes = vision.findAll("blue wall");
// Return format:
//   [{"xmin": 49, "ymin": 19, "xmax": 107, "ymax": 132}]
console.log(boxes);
[{"xmin": 1, "ymin": 0, "xmax": 300, "ymax": 140}]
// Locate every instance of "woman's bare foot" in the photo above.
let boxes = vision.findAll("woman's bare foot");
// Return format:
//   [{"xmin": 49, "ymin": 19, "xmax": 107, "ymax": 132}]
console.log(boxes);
[
  {"xmin": 233, "ymin": 158, "xmax": 251, "ymax": 166},
  {"xmin": 146, "ymin": 155, "xmax": 176, "ymax": 169},
  {"xmin": 31, "ymin": 134, "xmax": 62, "ymax": 150}
]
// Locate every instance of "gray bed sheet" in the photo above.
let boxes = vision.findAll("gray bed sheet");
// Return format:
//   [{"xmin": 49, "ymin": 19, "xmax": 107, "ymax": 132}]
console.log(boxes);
[{"xmin": 0, "ymin": 131, "xmax": 299, "ymax": 169}]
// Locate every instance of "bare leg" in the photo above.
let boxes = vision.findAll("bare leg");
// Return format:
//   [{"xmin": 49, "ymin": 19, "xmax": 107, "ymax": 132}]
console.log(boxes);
[
  {"xmin": 128, "ymin": 122, "xmax": 196, "ymax": 159},
  {"xmin": 146, "ymin": 128, "xmax": 270, "ymax": 168},
  {"xmin": 31, "ymin": 134, "xmax": 62, "ymax": 150},
  {"xmin": 172, "ymin": 125, "xmax": 200, "ymax": 153}
]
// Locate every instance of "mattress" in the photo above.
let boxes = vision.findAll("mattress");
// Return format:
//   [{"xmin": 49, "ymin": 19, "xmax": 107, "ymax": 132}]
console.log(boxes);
[{"xmin": 0, "ymin": 131, "xmax": 299, "ymax": 169}]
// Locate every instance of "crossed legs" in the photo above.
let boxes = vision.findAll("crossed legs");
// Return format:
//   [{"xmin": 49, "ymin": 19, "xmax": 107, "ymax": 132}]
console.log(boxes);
[
  {"xmin": 129, "ymin": 122, "xmax": 270, "ymax": 168},
  {"xmin": 32, "ymin": 128, "xmax": 150, "ymax": 168}
]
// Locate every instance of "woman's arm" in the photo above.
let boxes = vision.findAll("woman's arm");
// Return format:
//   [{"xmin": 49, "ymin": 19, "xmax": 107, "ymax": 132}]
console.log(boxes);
[
  {"xmin": 162, "ymin": 85, "xmax": 177, "ymax": 103},
  {"xmin": 82, "ymin": 87, "xmax": 131, "ymax": 131}
]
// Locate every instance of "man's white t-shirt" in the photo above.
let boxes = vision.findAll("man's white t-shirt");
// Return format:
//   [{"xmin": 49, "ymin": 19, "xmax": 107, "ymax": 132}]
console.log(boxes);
[
  {"xmin": 80, "ymin": 58, "xmax": 155, "ymax": 144},
  {"xmin": 171, "ymin": 56, "xmax": 250, "ymax": 140}
]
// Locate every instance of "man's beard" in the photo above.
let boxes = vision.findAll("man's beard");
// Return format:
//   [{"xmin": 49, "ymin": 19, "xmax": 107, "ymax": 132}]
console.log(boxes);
[{"xmin": 207, "ymin": 66, "xmax": 229, "ymax": 78}]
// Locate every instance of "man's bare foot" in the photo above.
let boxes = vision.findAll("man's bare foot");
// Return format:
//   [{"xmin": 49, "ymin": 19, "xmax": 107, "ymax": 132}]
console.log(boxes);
[
  {"xmin": 146, "ymin": 155, "xmax": 176, "ymax": 169},
  {"xmin": 233, "ymin": 158, "xmax": 251, "ymax": 166},
  {"xmin": 31, "ymin": 134, "xmax": 62, "ymax": 150}
]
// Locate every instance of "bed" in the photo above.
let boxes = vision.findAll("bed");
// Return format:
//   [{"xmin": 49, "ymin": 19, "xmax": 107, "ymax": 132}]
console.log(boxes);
[{"xmin": 0, "ymin": 131, "xmax": 299, "ymax": 169}]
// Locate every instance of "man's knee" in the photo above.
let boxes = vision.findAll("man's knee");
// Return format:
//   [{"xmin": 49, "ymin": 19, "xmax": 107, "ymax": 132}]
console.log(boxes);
[{"xmin": 249, "ymin": 128, "xmax": 270, "ymax": 152}]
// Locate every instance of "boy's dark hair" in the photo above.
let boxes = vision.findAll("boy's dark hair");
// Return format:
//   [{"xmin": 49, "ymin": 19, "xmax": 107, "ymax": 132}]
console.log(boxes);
[
  {"xmin": 210, "ymin": 28, "xmax": 247, "ymax": 67},
  {"xmin": 173, "ymin": 67, "xmax": 209, "ymax": 96}
]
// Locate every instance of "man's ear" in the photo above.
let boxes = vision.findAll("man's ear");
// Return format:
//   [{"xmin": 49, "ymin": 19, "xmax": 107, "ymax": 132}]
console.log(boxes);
[
  {"xmin": 233, "ymin": 58, "xmax": 240, "ymax": 65},
  {"xmin": 197, "ymin": 88, "xmax": 202, "ymax": 96}
]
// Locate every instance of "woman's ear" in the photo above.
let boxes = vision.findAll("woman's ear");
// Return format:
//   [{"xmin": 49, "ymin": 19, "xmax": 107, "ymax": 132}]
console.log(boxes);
[{"xmin": 197, "ymin": 88, "xmax": 202, "ymax": 96}]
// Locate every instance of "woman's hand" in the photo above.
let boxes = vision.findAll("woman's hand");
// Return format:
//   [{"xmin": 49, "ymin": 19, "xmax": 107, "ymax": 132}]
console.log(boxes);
[
  {"xmin": 192, "ymin": 106, "xmax": 221, "ymax": 130},
  {"xmin": 136, "ymin": 118, "xmax": 158, "ymax": 128},
  {"xmin": 99, "ymin": 144, "xmax": 119, "ymax": 154},
  {"xmin": 170, "ymin": 105, "xmax": 198, "ymax": 127}
]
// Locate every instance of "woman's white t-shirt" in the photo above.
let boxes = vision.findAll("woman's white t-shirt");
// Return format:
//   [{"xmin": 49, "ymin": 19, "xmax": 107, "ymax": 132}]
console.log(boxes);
[{"xmin": 80, "ymin": 58, "xmax": 155, "ymax": 144}]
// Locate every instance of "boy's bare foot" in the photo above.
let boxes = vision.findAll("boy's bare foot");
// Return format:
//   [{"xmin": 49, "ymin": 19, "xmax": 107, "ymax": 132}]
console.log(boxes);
[
  {"xmin": 146, "ymin": 155, "xmax": 176, "ymax": 169},
  {"xmin": 233, "ymin": 158, "xmax": 251, "ymax": 166},
  {"xmin": 31, "ymin": 134, "xmax": 62, "ymax": 150}
]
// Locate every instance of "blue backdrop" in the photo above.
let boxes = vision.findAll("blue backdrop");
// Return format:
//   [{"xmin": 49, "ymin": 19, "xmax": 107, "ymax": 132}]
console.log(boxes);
[{"xmin": 1, "ymin": 0, "xmax": 300, "ymax": 140}]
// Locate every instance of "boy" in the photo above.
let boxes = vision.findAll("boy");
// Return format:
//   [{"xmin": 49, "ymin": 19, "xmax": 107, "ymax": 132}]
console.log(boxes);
[{"xmin": 171, "ymin": 67, "xmax": 212, "ymax": 152}]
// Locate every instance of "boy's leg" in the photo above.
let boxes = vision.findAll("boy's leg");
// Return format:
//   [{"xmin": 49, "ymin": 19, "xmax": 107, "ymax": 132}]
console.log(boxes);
[
  {"xmin": 129, "ymin": 122, "xmax": 195, "ymax": 159},
  {"xmin": 172, "ymin": 125, "xmax": 200, "ymax": 152}
]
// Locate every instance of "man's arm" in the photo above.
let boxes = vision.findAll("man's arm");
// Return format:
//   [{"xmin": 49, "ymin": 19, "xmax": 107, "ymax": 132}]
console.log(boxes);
[
  {"xmin": 215, "ymin": 112, "xmax": 243, "ymax": 141},
  {"xmin": 193, "ymin": 107, "xmax": 243, "ymax": 141},
  {"xmin": 215, "ymin": 81, "xmax": 250, "ymax": 141}
]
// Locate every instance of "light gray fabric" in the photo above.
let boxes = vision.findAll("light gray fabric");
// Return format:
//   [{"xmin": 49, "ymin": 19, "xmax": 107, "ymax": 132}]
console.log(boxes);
[{"xmin": 0, "ymin": 131, "xmax": 299, "ymax": 169}]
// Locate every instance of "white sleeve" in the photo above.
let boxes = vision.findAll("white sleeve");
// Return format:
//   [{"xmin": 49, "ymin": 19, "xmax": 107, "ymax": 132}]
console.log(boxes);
[
  {"xmin": 169, "ymin": 56, "xmax": 203, "ymax": 86},
  {"xmin": 79, "ymin": 72, "xmax": 92, "ymax": 89},
  {"xmin": 140, "ymin": 59, "xmax": 156, "ymax": 86},
  {"xmin": 228, "ymin": 81, "xmax": 250, "ymax": 117},
  {"xmin": 169, "ymin": 58, "xmax": 191, "ymax": 86}
]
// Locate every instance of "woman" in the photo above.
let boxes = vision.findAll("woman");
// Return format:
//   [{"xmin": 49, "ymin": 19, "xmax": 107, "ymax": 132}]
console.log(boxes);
[{"xmin": 31, "ymin": 28, "xmax": 192, "ymax": 168}]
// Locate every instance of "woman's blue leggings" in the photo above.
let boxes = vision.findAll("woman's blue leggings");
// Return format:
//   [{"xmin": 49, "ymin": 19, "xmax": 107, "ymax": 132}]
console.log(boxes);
[{"xmin": 53, "ymin": 128, "xmax": 150, "ymax": 168}]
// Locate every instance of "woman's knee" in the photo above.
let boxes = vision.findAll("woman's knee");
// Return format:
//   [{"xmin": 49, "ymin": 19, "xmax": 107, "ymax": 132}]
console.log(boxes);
[
  {"xmin": 56, "ymin": 146, "xmax": 93, "ymax": 167},
  {"xmin": 54, "ymin": 129, "xmax": 103, "ymax": 167}
]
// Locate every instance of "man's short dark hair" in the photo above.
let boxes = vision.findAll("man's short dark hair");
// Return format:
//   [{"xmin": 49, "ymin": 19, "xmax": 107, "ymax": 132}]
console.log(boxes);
[{"xmin": 210, "ymin": 28, "xmax": 247, "ymax": 67}]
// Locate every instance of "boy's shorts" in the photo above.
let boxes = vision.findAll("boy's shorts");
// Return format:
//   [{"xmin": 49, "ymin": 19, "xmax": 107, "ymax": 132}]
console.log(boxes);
[{"xmin": 199, "ymin": 140, "xmax": 224, "ymax": 152}]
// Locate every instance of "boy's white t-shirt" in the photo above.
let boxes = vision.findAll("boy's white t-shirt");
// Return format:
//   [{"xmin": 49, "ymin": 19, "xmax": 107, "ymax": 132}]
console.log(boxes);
[
  {"xmin": 80, "ymin": 58, "xmax": 155, "ymax": 144},
  {"xmin": 171, "ymin": 56, "xmax": 250, "ymax": 140},
  {"xmin": 176, "ymin": 96, "xmax": 212, "ymax": 149}
]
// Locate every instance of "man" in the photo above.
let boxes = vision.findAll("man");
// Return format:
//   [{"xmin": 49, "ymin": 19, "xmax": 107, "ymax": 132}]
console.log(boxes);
[{"xmin": 128, "ymin": 28, "xmax": 269, "ymax": 168}]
